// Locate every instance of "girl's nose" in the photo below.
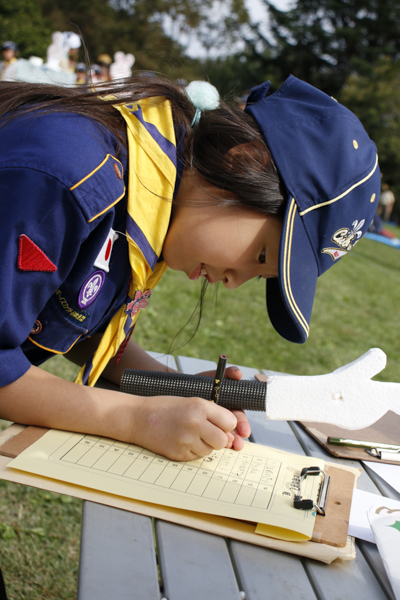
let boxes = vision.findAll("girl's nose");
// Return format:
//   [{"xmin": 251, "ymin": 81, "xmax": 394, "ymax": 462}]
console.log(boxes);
[{"xmin": 222, "ymin": 269, "xmax": 251, "ymax": 289}]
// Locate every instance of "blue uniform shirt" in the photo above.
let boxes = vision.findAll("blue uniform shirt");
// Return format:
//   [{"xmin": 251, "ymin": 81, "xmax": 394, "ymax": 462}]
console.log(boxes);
[{"xmin": 0, "ymin": 111, "xmax": 132, "ymax": 386}]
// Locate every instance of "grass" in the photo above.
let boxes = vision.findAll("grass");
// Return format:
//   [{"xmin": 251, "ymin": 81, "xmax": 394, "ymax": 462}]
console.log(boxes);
[{"xmin": 1, "ymin": 227, "xmax": 400, "ymax": 598}]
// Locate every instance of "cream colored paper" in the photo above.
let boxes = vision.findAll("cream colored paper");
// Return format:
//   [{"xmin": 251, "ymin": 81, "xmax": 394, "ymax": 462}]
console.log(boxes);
[{"xmin": 8, "ymin": 430, "xmax": 324, "ymax": 539}]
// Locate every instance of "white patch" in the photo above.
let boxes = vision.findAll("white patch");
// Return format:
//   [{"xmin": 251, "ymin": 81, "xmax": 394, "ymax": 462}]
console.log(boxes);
[
  {"xmin": 94, "ymin": 228, "xmax": 119, "ymax": 272},
  {"xmin": 321, "ymin": 248, "xmax": 348, "ymax": 261},
  {"xmin": 322, "ymin": 219, "xmax": 365, "ymax": 259}
]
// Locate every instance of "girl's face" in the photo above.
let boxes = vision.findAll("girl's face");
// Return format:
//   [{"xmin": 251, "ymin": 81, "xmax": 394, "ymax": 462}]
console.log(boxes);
[{"xmin": 163, "ymin": 172, "xmax": 282, "ymax": 289}]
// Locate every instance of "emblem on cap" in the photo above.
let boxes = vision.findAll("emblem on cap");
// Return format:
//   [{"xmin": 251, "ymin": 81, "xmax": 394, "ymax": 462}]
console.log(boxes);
[
  {"xmin": 322, "ymin": 219, "xmax": 365, "ymax": 261},
  {"xmin": 78, "ymin": 271, "xmax": 105, "ymax": 308}
]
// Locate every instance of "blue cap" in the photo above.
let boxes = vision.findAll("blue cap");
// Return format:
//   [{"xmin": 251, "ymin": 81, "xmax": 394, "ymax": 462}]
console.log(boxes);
[
  {"xmin": 2, "ymin": 41, "xmax": 18, "ymax": 52},
  {"xmin": 245, "ymin": 75, "xmax": 380, "ymax": 343}
]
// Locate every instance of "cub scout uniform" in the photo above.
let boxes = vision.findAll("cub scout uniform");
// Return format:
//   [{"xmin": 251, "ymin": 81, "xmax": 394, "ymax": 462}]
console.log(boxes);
[{"xmin": 0, "ymin": 99, "xmax": 178, "ymax": 388}]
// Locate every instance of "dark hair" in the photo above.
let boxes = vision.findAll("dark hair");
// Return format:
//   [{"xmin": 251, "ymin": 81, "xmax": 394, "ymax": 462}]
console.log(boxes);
[
  {"xmin": 0, "ymin": 75, "xmax": 286, "ymax": 218},
  {"xmin": 0, "ymin": 75, "xmax": 286, "ymax": 350}
]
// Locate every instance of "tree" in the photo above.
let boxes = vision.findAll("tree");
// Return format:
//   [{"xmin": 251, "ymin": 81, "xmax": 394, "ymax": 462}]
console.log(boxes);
[
  {"xmin": 36, "ymin": 0, "xmax": 249, "ymax": 81},
  {"xmin": 245, "ymin": 0, "xmax": 400, "ymax": 96},
  {"xmin": 340, "ymin": 57, "xmax": 400, "ymax": 211},
  {"xmin": 0, "ymin": 0, "xmax": 51, "ymax": 59}
]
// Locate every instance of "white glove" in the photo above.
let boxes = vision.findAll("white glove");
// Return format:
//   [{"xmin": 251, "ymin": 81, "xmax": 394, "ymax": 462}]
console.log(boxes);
[{"xmin": 266, "ymin": 348, "xmax": 400, "ymax": 429}]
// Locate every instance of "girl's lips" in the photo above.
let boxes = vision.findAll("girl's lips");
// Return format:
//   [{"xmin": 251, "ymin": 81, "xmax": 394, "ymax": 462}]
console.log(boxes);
[{"xmin": 189, "ymin": 263, "xmax": 203, "ymax": 280}]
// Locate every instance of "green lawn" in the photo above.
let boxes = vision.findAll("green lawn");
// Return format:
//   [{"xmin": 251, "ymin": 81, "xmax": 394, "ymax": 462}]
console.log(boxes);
[{"xmin": 1, "ymin": 228, "xmax": 399, "ymax": 598}]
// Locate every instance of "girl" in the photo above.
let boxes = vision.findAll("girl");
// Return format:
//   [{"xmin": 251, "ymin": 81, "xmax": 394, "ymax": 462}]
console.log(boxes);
[{"xmin": 0, "ymin": 74, "xmax": 380, "ymax": 462}]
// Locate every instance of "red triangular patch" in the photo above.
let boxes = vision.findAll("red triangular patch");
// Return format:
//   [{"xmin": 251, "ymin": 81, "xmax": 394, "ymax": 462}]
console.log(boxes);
[{"xmin": 18, "ymin": 235, "xmax": 57, "ymax": 272}]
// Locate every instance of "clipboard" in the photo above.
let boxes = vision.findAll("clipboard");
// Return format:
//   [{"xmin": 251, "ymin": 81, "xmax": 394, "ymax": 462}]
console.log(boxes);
[
  {"xmin": 0, "ymin": 424, "xmax": 357, "ymax": 550},
  {"xmin": 299, "ymin": 411, "xmax": 400, "ymax": 464}
]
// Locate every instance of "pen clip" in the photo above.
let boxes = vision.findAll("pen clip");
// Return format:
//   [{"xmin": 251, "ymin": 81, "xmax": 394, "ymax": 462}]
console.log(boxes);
[{"xmin": 210, "ymin": 354, "xmax": 228, "ymax": 404}]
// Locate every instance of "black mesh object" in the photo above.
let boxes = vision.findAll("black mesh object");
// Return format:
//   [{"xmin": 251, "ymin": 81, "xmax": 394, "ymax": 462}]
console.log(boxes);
[{"xmin": 120, "ymin": 370, "xmax": 266, "ymax": 412}]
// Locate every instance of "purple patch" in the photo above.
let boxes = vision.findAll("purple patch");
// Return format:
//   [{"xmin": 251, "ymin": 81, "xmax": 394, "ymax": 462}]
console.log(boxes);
[{"xmin": 78, "ymin": 271, "xmax": 105, "ymax": 308}]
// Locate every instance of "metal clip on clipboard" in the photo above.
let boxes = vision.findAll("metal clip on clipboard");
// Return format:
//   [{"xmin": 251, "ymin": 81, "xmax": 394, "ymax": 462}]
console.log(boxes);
[
  {"xmin": 365, "ymin": 447, "xmax": 400, "ymax": 462},
  {"xmin": 294, "ymin": 466, "xmax": 330, "ymax": 516},
  {"xmin": 328, "ymin": 437, "xmax": 400, "ymax": 462}
]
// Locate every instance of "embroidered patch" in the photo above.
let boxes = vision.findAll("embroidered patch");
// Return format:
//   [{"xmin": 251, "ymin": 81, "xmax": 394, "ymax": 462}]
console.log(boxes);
[
  {"xmin": 18, "ymin": 235, "xmax": 57, "ymax": 272},
  {"xmin": 125, "ymin": 289, "xmax": 152, "ymax": 318},
  {"xmin": 94, "ymin": 228, "xmax": 119, "ymax": 273},
  {"xmin": 55, "ymin": 289, "xmax": 87, "ymax": 322},
  {"xmin": 78, "ymin": 271, "xmax": 105, "ymax": 308},
  {"xmin": 321, "ymin": 219, "xmax": 365, "ymax": 261}
]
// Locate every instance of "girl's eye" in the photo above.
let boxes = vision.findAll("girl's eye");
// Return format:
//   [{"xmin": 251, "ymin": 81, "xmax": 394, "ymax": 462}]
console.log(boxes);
[{"xmin": 258, "ymin": 249, "xmax": 266, "ymax": 264}]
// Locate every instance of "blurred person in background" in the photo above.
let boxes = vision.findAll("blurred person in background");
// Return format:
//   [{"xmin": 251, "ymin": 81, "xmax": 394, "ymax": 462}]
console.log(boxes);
[
  {"xmin": 75, "ymin": 62, "xmax": 88, "ymax": 85},
  {"xmin": 97, "ymin": 53, "xmax": 112, "ymax": 82},
  {"xmin": 0, "ymin": 41, "xmax": 18, "ymax": 81},
  {"xmin": 379, "ymin": 183, "xmax": 395, "ymax": 222}
]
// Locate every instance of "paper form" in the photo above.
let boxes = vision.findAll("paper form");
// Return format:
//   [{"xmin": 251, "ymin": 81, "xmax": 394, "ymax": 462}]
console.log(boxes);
[
  {"xmin": 8, "ymin": 430, "xmax": 324, "ymax": 540},
  {"xmin": 348, "ymin": 489, "xmax": 400, "ymax": 543}
]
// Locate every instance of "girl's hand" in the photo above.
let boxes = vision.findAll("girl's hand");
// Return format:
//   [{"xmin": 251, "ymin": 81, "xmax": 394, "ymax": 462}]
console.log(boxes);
[
  {"xmin": 129, "ymin": 394, "xmax": 238, "ymax": 462},
  {"xmin": 197, "ymin": 365, "xmax": 251, "ymax": 452}
]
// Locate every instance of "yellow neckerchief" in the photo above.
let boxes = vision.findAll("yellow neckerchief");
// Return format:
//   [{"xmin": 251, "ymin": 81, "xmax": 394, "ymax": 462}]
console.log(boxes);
[{"xmin": 75, "ymin": 98, "xmax": 176, "ymax": 386}]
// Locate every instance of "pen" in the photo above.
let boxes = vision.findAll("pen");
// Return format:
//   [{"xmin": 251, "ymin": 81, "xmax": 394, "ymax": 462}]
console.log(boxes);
[
  {"xmin": 327, "ymin": 437, "xmax": 400, "ymax": 451},
  {"xmin": 210, "ymin": 354, "xmax": 228, "ymax": 404}
]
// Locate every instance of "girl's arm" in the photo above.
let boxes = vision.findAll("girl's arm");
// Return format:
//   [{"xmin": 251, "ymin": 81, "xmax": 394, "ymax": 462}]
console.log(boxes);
[
  {"xmin": 0, "ymin": 363, "xmax": 238, "ymax": 461},
  {"xmin": 66, "ymin": 336, "xmax": 176, "ymax": 384},
  {"xmin": 100, "ymin": 339, "xmax": 252, "ymax": 450}
]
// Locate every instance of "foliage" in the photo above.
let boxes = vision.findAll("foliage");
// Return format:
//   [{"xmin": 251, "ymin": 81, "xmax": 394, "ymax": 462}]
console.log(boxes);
[
  {"xmin": 1, "ymin": 0, "xmax": 249, "ymax": 81},
  {"xmin": 242, "ymin": 0, "xmax": 400, "ymax": 96},
  {"xmin": 34, "ymin": 0, "xmax": 247, "ymax": 80},
  {"xmin": 340, "ymin": 57, "xmax": 400, "ymax": 214},
  {"xmin": 0, "ymin": 478, "xmax": 81, "ymax": 600},
  {"xmin": 0, "ymin": 0, "xmax": 51, "ymax": 59}
]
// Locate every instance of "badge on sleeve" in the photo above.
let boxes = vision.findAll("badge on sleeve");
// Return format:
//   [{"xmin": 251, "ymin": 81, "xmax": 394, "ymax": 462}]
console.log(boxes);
[
  {"xmin": 18, "ymin": 235, "xmax": 57, "ymax": 272},
  {"xmin": 94, "ymin": 228, "xmax": 119, "ymax": 272},
  {"xmin": 78, "ymin": 271, "xmax": 105, "ymax": 308}
]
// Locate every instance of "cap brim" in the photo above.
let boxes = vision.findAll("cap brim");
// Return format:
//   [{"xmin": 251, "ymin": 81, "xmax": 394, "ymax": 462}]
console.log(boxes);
[{"xmin": 266, "ymin": 197, "xmax": 318, "ymax": 343}]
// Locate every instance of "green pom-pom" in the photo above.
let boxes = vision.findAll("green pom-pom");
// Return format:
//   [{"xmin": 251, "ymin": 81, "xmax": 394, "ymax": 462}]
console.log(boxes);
[{"xmin": 186, "ymin": 81, "xmax": 220, "ymax": 111}]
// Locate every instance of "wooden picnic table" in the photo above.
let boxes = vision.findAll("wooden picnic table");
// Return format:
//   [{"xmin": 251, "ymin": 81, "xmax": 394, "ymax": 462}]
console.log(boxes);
[{"xmin": 78, "ymin": 353, "xmax": 400, "ymax": 600}]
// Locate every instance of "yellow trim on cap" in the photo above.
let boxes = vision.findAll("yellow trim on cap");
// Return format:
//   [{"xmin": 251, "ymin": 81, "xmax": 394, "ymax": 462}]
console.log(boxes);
[
  {"xmin": 299, "ymin": 154, "xmax": 379, "ymax": 217},
  {"xmin": 282, "ymin": 199, "xmax": 309, "ymax": 338}
]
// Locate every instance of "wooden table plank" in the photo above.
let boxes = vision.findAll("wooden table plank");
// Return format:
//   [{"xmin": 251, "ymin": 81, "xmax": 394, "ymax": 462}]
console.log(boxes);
[
  {"xmin": 177, "ymin": 355, "xmax": 216, "ymax": 374},
  {"xmin": 362, "ymin": 462, "xmax": 400, "ymax": 500},
  {"xmin": 302, "ymin": 552, "xmax": 393, "ymax": 600},
  {"xmin": 229, "ymin": 540, "xmax": 318, "ymax": 600},
  {"xmin": 78, "ymin": 503, "xmax": 160, "ymax": 600},
  {"xmin": 156, "ymin": 520, "xmax": 242, "ymax": 600},
  {"xmin": 249, "ymin": 414, "xmax": 306, "ymax": 454},
  {"xmin": 147, "ymin": 352, "xmax": 178, "ymax": 371}
]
